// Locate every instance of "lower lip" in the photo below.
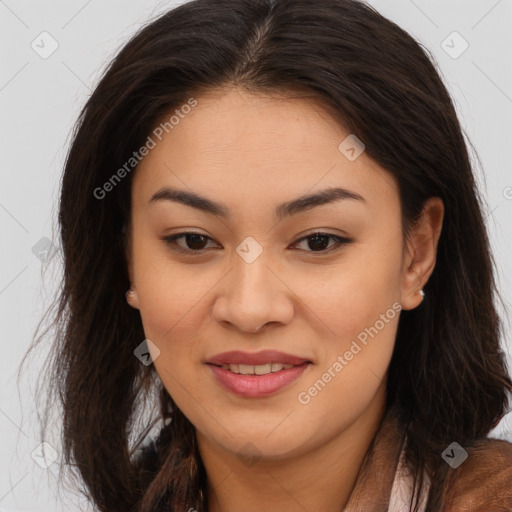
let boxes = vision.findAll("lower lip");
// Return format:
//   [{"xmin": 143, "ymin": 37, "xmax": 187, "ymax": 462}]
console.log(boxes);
[{"xmin": 207, "ymin": 363, "xmax": 310, "ymax": 398}]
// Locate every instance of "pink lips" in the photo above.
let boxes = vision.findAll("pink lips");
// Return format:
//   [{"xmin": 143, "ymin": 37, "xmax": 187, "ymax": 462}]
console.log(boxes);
[{"xmin": 205, "ymin": 350, "xmax": 312, "ymax": 397}]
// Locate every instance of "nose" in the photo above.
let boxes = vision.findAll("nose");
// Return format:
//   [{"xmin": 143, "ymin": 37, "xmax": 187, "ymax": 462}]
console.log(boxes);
[{"xmin": 212, "ymin": 254, "xmax": 294, "ymax": 333}]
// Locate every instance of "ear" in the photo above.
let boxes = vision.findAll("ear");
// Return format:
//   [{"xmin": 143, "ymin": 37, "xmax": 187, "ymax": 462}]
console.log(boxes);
[
  {"xmin": 400, "ymin": 197, "xmax": 444, "ymax": 311},
  {"xmin": 123, "ymin": 220, "xmax": 140, "ymax": 310}
]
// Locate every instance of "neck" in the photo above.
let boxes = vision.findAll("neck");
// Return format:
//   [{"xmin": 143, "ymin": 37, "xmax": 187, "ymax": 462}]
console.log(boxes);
[{"xmin": 197, "ymin": 383, "xmax": 387, "ymax": 512}]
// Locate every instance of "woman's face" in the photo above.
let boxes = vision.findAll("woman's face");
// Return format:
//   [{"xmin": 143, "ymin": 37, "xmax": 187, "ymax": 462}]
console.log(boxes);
[{"xmin": 126, "ymin": 86, "xmax": 437, "ymax": 461}]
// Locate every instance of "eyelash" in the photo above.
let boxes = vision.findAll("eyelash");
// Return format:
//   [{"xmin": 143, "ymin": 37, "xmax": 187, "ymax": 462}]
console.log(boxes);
[{"xmin": 161, "ymin": 231, "xmax": 353, "ymax": 256}]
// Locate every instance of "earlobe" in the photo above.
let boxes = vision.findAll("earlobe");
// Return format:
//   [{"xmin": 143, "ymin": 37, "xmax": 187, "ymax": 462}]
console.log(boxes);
[{"xmin": 125, "ymin": 288, "xmax": 140, "ymax": 309}]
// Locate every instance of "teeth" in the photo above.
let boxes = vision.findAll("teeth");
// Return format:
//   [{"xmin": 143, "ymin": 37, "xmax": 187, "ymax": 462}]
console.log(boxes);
[
  {"xmin": 239, "ymin": 363, "xmax": 255, "ymax": 375},
  {"xmin": 254, "ymin": 363, "xmax": 272, "ymax": 375},
  {"xmin": 220, "ymin": 362, "xmax": 297, "ymax": 375}
]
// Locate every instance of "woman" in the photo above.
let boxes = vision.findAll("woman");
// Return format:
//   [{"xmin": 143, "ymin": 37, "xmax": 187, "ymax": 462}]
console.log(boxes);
[{"xmin": 26, "ymin": 0, "xmax": 512, "ymax": 510}]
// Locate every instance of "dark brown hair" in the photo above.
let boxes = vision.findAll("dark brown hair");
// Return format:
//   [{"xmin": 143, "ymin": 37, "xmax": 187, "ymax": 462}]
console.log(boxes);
[{"xmin": 20, "ymin": 0, "xmax": 512, "ymax": 510}]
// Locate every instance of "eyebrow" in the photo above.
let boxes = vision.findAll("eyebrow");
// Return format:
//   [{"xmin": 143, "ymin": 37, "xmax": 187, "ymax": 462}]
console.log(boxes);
[{"xmin": 149, "ymin": 186, "xmax": 366, "ymax": 220}]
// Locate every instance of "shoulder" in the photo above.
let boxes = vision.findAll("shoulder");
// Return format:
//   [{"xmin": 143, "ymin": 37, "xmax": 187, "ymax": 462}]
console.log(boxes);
[{"xmin": 442, "ymin": 437, "xmax": 512, "ymax": 511}]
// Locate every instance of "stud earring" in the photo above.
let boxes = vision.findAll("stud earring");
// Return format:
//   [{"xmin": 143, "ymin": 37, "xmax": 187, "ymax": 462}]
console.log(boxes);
[
  {"xmin": 125, "ymin": 288, "xmax": 135, "ymax": 302},
  {"xmin": 418, "ymin": 289, "xmax": 425, "ymax": 300}
]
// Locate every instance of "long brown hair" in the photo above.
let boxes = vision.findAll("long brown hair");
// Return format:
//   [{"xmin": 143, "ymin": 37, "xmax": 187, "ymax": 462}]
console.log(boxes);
[{"xmin": 20, "ymin": 0, "xmax": 512, "ymax": 510}]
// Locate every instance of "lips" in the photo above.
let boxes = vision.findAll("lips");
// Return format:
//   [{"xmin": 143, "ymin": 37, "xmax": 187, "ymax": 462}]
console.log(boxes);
[
  {"xmin": 206, "ymin": 349, "xmax": 311, "ymax": 366},
  {"xmin": 207, "ymin": 362, "xmax": 311, "ymax": 397}
]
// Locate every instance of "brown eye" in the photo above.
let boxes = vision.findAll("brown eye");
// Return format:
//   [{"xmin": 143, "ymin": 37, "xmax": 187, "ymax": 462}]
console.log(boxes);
[
  {"xmin": 293, "ymin": 233, "xmax": 353, "ymax": 253},
  {"xmin": 162, "ymin": 233, "xmax": 217, "ymax": 253},
  {"xmin": 179, "ymin": 233, "xmax": 209, "ymax": 250}
]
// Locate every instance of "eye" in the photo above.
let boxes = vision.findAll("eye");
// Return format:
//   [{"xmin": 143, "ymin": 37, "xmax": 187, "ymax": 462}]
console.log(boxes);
[
  {"xmin": 161, "ymin": 231, "xmax": 353, "ymax": 255},
  {"xmin": 161, "ymin": 232, "xmax": 217, "ymax": 254},
  {"xmin": 292, "ymin": 232, "xmax": 353, "ymax": 253}
]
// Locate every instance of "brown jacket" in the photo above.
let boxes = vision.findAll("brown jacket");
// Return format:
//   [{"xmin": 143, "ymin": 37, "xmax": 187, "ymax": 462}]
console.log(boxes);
[{"xmin": 343, "ymin": 407, "xmax": 512, "ymax": 511}]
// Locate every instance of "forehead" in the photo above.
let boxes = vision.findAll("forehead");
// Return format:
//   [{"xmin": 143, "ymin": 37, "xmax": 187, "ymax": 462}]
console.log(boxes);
[{"xmin": 132, "ymin": 87, "xmax": 400, "ymax": 218}]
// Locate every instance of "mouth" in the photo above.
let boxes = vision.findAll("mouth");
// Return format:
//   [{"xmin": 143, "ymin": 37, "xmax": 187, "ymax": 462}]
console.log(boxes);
[{"xmin": 205, "ymin": 350, "xmax": 313, "ymax": 397}]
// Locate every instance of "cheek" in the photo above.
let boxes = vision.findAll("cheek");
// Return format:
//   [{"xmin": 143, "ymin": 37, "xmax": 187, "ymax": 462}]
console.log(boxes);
[
  {"xmin": 137, "ymin": 280, "xmax": 200, "ymax": 335},
  {"xmin": 131, "ymin": 234, "xmax": 203, "ymax": 334},
  {"xmin": 296, "ymin": 303, "xmax": 399, "ymax": 432},
  {"xmin": 136, "ymin": 273, "xmax": 205, "ymax": 406},
  {"xmin": 297, "ymin": 252, "xmax": 401, "ymax": 342},
  {"xmin": 294, "ymin": 241, "xmax": 402, "ymax": 398}
]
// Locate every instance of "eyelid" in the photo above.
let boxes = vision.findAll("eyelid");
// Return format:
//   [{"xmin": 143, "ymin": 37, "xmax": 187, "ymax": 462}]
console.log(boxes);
[{"xmin": 161, "ymin": 230, "xmax": 353, "ymax": 255}]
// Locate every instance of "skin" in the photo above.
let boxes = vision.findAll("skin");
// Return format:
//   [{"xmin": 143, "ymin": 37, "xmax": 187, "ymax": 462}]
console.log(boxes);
[{"xmin": 126, "ymin": 86, "xmax": 444, "ymax": 512}]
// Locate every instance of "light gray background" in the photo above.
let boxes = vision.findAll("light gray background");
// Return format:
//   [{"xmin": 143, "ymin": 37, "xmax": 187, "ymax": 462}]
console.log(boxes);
[{"xmin": 1, "ymin": 1, "xmax": 512, "ymax": 510}]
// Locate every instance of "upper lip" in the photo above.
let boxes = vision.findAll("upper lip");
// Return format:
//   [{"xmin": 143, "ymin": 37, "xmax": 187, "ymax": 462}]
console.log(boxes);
[{"xmin": 206, "ymin": 350, "xmax": 311, "ymax": 366}]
